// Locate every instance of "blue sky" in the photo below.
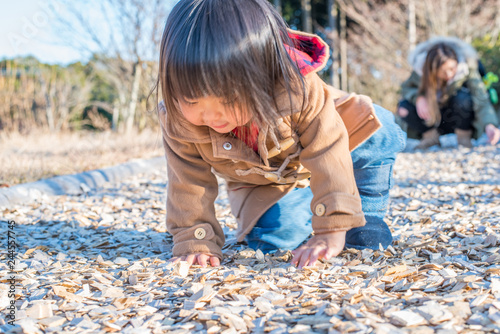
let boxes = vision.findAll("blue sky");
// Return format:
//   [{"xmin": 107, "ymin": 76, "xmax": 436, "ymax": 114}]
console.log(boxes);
[
  {"xmin": 1, "ymin": 0, "xmax": 177, "ymax": 65},
  {"xmin": 1, "ymin": 0, "xmax": 84, "ymax": 64}
]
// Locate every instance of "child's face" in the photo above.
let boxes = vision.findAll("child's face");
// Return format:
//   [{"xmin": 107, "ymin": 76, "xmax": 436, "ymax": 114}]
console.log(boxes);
[
  {"xmin": 437, "ymin": 59, "xmax": 458, "ymax": 82},
  {"xmin": 177, "ymin": 95, "xmax": 251, "ymax": 133}
]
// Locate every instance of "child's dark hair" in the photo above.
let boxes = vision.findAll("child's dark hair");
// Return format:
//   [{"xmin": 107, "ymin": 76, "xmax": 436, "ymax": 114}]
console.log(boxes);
[{"xmin": 159, "ymin": 0, "xmax": 305, "ymax": 131}]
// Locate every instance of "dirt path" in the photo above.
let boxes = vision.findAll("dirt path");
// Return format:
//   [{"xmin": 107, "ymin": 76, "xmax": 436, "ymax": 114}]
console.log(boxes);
[{"xmin": 1, "ymin": 144, "xmax": 499, "ymax": 333}]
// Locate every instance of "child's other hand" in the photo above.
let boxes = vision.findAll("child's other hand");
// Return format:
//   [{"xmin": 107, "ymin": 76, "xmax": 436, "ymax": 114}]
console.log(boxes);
[
  {"xmin": 416, "ymin": 96, "xmax": 430, "ymax": 121},
  {"xmin": 485, "ymin": 123, "xmax": 500, "ymax": 145},
  {"xmin": 169, "ymin": 253, "xmax": 220, "ymax": 268},
  {"xmin": 291, "ymin": 231, "xmax": 346, "ymax": 268}
]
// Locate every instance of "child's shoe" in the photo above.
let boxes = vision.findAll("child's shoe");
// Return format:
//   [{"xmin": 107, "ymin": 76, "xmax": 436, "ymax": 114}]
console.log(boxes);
[
  {"xmin": 455, "ymin": 128, "xmax": 473, "ymax": 148},
  {"xmin": 415, "ymin": 128, "xmax": 440, "ymax": 150},
  {"xmin": 345, "ymin": 217, "xmax": 392, "ymax": 250}
]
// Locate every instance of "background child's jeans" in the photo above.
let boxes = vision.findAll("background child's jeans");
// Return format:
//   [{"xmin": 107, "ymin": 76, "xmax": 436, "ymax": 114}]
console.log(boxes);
[{"xmin": 246, "ymin": 105, "xmax": 407, "ymax": 252}]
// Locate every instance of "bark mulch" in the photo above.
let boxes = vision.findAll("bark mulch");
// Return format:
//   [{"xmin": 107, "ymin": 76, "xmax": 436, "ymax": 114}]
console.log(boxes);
[{"xmin": 1, "ymin": 144, "xmax": 499, "ymax": 333}]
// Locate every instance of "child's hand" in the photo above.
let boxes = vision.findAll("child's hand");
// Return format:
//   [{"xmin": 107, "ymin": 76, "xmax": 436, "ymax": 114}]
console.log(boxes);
[
  {"xmin": 485, "ymin": 123, "xmax": 500, "ymax": 145},
  {"xmin": 291, "ymin": 231, "xmax": 346, "ymax": 268},
  {"xmin": 169, "ymin": 253, "xmax": 220, "ymax": 268},
  {"xmin": 416, "ymin": 96, "xmax": 430, "ymax": 121}
]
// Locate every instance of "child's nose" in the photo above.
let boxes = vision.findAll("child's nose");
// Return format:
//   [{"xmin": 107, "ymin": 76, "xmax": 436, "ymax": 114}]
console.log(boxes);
[{"xmin": 203, "ymin": 109, "xmax": 221, "ymax": 123}]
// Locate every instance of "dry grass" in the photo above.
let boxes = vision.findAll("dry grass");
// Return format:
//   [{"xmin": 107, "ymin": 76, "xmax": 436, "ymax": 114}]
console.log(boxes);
[{"xmin": 0, "ymin": 129, "xmax": 165, "ymax": 186}]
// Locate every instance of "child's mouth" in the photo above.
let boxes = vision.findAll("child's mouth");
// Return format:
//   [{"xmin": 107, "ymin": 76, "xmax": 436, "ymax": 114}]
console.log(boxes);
[{"xmin": 211, "ymin": 123, "xmax": 229, "ymax": 129}]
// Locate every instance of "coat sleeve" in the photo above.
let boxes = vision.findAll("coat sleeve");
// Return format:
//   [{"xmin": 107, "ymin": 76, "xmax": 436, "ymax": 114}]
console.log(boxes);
[
  {"xmin": 465, "ymin": 66, "xmax": 499, "ymax": 136},
  {"xmin": 158, "ymin": 105, "xmax": 225, "ymax": 259},
  {"xmin": 295, "ymin": 74, "xmax": 365, "ymax": 233},
  {"xmin": 400, "ymin": 71, "xmax": 421, "ymax": 105}
]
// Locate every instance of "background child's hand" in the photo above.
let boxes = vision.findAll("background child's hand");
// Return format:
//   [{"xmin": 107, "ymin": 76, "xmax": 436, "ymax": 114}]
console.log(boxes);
[
  {"xmin": 485, "ymin": 123, "xmax": 500, "ymax": 145},
  {"xmin": 291, "ymin": 231, "xmax": 346, "ymax": 268},
  {"xmin": 169, "ymin": 253, "xmax": 220, "ymax": 268},
  {"xmin": 416, "ymin": 96, "xmax": 430, "ymax": 121}
]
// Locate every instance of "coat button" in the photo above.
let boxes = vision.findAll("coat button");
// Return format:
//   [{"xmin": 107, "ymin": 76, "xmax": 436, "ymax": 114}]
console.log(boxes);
[
  {"xmin": 315, "ymin": 204, "xmax": 326, "ymax": 216},
  {"xmin": 223, "ymin": 142, "xmax": 232, "ymax": 150},
  {"xmin": 194, "ymin": 228, "xmax": 206, "ymax": 239}
]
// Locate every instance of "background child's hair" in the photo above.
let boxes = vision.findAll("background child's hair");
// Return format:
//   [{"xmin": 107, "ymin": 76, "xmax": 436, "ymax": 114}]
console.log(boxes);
[
  {"xmin": 418, "ymin": 43, "xmax": 457, "ymax": 127},
  {"xmin": 159, "ymin": 0, "xmax": 305, "ymax": 132}
]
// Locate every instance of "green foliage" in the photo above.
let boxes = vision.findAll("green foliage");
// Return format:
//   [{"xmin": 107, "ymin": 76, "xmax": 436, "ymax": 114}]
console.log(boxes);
[
  {"xmin": 278, "ymin": 0, "xmax": 302, "ymax": 29},
  {"xmin": 473, "ymin": 35, "xmax": 500, "ymax": 109}
]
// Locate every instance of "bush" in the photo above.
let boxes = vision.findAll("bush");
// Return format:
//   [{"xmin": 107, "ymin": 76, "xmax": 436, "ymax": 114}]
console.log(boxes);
[{"xmin": 473, "ymin": 34, "xmax": 500, "ymax": 115}]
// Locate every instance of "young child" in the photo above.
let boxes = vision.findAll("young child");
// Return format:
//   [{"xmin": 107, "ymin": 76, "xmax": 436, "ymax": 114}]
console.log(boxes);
[{"xmin": 158, "ymin": 0, "xmax": 406, "ymax": 269}]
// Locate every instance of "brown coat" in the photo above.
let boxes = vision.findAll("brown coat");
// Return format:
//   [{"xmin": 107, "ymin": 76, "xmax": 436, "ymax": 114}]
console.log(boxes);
[{"xmin": 158, "ymin": 69, "xmax": 382, "ymax": 259}]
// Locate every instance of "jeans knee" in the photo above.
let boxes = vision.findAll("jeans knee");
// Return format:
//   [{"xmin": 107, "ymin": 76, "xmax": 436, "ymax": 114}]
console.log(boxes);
[{"xmin": 247, "ymin": 187, "xmax": 313, "ymax": 252}]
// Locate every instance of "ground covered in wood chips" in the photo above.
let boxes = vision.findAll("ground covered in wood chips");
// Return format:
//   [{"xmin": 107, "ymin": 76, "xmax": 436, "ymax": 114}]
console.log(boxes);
[{"xmin": 1, "ymin": 143, "xmax": 499, "ymax": 334}]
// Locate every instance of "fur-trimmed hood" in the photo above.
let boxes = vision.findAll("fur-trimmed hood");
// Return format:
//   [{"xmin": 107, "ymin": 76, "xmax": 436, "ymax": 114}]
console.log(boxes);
[{"xmin": 408, "ymin": 36, "xmax": 478, "ymax": 76}]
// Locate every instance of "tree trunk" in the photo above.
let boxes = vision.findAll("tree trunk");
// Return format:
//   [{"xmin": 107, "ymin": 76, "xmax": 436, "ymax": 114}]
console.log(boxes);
[
  {"xmin": 274, "ymin": 0, "xmax": 281, "ymax": 15},
  {"xmin": 328, "ymin": 0, "xmax": 340, "ymax": 87},
  {"xmin": 114, "ymin": 91, "xmax": 127, "ymax": 132},
  {"xmin": 496, "ymin": 0, "xmax": 500, "ymax": 41},
  {"xmin": 112, "ymin": 102, "xmax": 120, "ymax": 132},
  {"xmin": 440, "ymin": 0, "xmax": 448, "ymax": 36},
  {"xmin": 301, "ymin": 0, "xmax": 312, "ymax": 33},
  {"xmin": 3, "ymin": 60, "xmax": 13, "ymax": 130},
  {"xmin": 45, "ymin": 93, "xmax": 55, "ymax": 131},
  {"xmin": 47, "ymin": 70, "xmax": 57, "ymax": 131},
  {"xmin": 125, "ymin": 62, "xmax": 143, "ymax": 134},
  {"xmin": 41, "ymin": 74, "xmax": 55, "ymax": 132},
  {"xmin": 461, "ymin": 0, "xmax": 471, "ymax": 42},
  {"xmin": 56, "ymin": 107, "xmax": 68, "ymax": 131},
  {"xmin": 339, "ymin": 9, "xmax": 347, "ymax": 91},
  {"xmin": 408, "ymin": 0, "xmax": 416, "ymax": 52}
]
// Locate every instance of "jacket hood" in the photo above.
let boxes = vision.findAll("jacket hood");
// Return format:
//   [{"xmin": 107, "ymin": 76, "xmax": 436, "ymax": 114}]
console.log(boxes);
[
  {"xmin": 408, "ymin": 36, "xmax": 478, "ymax": 76},
  {"xmin": 287, "ymin": 30, "xmax": 330, "ymax": 76}
]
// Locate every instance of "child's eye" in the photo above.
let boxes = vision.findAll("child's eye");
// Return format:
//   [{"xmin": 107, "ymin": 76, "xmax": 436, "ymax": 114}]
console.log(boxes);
[
  {"xmin": 184, "ymin": 99, "xmax": 197, "ymax": 105},
  {"xmin": 222, "ymin": 98, "xmax": 236, "ymax": 105}
]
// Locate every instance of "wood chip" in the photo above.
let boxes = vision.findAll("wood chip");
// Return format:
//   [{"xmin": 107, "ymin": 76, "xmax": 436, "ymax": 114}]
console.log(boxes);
[
  {"xmin": 174, "ymin": 261, "xmax": 190, "ymax": 277},
  {"xmin": 390, "ymin": 310, "xmax": 427, "ymax": 327},
  {"xmin": 38, "ymin": 316, "xmax": 67, "ymax": 327},
  {"xmin": 26, "ymin": 303, "xmax": 53, "ymax": 320}
]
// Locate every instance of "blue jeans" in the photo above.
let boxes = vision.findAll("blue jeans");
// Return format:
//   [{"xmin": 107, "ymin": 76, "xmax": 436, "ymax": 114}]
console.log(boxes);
[{"xmin": 246, "ymin": 105, "xmax": 407, "ymax": 252}]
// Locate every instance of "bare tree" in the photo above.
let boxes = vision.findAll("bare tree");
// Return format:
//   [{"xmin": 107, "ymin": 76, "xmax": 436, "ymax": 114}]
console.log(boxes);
[
  {"xmin": 416, "ymin": 0, "xmax": 496, "ymax": 40},
  {"xmin": 274, "ymin": 0, "xmax": 282, "ymax": 14},
  {"xmin": 51, "ymin": 0, "xmax": 174, "ymax": 133},
  {"xmin": 328, "ymin": 0, "xmax": 498, "ymax": 109},
  {"xmin": 408, "ymin": 0, "xmax": 416, "ymax": 51},
  {"xmin": 0, "ymin": 59, "xmax": 93, "ymax": 133},
  {"xmin": 496, "ymin": 0, "xmax": 500, "ymax": 40},
  {"xmin": 339, "ymin": 9, "xmax": 347, "ymax": 91},
  {"xmin": 301, "ymin": 0, "xmax": 313, "ymax": 33},
  {"xmin": 327, "ymin": 0, "xmax": 340, "ymax": 87}
]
